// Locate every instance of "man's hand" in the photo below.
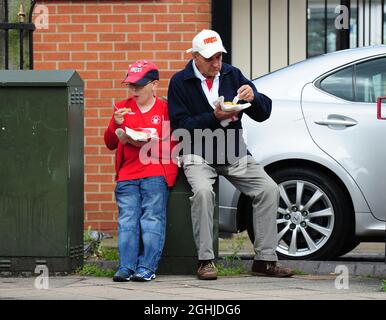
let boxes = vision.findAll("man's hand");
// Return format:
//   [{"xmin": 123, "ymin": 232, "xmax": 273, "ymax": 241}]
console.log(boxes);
[
  {"xmin": 213, "ymin": 104, "xmax": 240, "ymax": 121},
  {"xmin": 114, "ymin": 108, "xmax": 130, "ymax": 125},
  {"xmin": 237, "ymin": 85, "xmax": 255, "ymax": 102}
]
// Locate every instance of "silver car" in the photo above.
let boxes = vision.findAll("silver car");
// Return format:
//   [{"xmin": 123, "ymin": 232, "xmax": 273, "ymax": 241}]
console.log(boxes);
[{"xmin": 219, "ymin": 45, "xmax": 386, "ymax": 260}]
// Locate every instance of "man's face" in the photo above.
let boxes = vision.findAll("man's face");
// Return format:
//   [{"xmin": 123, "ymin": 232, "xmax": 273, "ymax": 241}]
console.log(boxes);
[{"xmin": 193, "ymin": 52, "xmax": 222, "ymax": 78}]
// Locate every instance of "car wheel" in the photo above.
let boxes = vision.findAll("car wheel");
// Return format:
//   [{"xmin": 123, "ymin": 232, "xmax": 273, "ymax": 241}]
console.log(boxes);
[
  {"xmin": 245, "ymin": 167, "xmax": 353, "ymax": 260},
  {"xmin": 335, "ymin": 238, "xmax": 360, "ymax": 257}
]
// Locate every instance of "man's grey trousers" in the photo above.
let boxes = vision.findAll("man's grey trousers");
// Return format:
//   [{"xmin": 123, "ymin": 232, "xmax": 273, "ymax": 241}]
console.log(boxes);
[{"xmin": 182, "ymin": 154, "xmax": 279, "ymax": 262}]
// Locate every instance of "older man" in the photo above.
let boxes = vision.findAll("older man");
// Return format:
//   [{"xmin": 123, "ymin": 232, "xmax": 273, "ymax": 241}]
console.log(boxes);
[{"xmin": 167, "ymin": 29, "xmax": 294, "ymax": 280}]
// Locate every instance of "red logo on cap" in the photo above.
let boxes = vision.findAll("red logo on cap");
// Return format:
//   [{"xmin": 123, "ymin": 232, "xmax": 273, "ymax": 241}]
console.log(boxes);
[{"xmin": 203, "ymin": 37, "xmax": 218, "ymax": 45}]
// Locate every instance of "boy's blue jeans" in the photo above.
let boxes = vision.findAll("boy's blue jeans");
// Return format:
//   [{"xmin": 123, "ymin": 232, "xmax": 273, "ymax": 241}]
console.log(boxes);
[{"xmin": 115, "ymin": 176, "xmax": 169, "ymax": 273}]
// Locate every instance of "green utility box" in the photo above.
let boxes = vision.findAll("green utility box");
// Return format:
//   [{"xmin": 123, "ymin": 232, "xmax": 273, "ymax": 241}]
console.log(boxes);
[
  {"xmin": 0, "ymin": 70, "xmax": 84, "ymax": 275},
  {"xmin": 158, "ymin": 169, "xmax": 218, "ymax": 275}
]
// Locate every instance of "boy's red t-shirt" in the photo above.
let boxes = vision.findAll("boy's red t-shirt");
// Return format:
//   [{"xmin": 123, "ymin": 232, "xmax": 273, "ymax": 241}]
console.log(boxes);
[{"xmin": 104, "ymin": 97, "xmax": 178, "ymax": 187}]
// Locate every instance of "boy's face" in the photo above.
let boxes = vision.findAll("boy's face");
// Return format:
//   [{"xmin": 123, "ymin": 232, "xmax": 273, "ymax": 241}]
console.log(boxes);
[{"xmin": 128, "ymin": 80, "xmax": 158, "ymax": 105}]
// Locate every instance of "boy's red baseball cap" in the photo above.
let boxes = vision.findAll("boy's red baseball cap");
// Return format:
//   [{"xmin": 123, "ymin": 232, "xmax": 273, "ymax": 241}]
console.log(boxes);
[{"xmin": 122, "ymin": 60, "xmax": 159, "ymax": 86}]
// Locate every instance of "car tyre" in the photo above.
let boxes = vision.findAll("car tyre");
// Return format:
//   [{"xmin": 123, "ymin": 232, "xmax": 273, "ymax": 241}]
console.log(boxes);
[{"xmin": 244, "ymin": 167, "xmax": 353, "ymax": 260}]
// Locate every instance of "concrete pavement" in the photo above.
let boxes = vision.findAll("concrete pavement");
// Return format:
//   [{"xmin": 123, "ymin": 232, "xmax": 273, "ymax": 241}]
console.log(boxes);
[{"xmin": 0, "ymin": 273, "xmax": 384, "ymax": 300}]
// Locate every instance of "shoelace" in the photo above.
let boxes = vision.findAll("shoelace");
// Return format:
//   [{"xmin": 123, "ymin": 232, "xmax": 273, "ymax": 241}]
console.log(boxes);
[{"xmin": 201, "ymin": 262, "xmax": 216, "ymax": 271}]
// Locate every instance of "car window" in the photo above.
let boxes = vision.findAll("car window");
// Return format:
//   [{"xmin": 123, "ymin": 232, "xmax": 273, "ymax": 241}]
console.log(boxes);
[
  {"xmin": 319, "ymin": 66, "xmax": 354, "ymax": 101},
  {"xmin": 355, "ymin": 57, "xmax": 386, "ymax": 103}
]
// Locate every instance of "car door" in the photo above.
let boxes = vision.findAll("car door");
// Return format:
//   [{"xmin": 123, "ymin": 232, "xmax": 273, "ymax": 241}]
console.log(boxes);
[{"xmin": 301, "ymin": 56, "xmax": 386, "ymax": 221}]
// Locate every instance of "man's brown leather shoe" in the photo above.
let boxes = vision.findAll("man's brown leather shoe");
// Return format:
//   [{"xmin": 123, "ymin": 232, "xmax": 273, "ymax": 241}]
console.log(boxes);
[
  {"xmin": 197, "ymin": 261, "xmax": 218, "ymax": 280},
  {"xmin": 251, "ymin": 260, "xmax": 294, "ymax": 277}
]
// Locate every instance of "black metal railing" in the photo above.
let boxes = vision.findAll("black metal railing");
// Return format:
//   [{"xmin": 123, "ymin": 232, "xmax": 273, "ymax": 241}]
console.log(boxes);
[{"xmin": 0, "ymin": 0, "xmax": 36, "ymax": 70}]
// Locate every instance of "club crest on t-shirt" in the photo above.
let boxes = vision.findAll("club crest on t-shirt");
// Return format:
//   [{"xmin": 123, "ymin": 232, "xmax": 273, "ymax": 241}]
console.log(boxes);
[{"xmin": 151, "ymin": 115, "xmax": 161, "ymax": 125}]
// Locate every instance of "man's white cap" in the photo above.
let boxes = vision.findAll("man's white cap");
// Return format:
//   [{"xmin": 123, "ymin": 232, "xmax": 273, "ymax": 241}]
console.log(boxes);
[{"xmin": 186, "ymin": 29, "xmax": 227, "ymax": 59}]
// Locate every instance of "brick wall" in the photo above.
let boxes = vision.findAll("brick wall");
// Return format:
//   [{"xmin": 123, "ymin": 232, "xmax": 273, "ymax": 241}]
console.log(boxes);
[{"xmin": 33, "ymin": 0, "xmax": 211, "ymax": 233}]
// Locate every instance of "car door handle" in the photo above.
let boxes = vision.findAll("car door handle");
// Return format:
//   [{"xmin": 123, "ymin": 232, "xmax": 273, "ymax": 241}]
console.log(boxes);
[{"xmin": 314, "ymin": 118, "xmax": 358, "ymax": 128}]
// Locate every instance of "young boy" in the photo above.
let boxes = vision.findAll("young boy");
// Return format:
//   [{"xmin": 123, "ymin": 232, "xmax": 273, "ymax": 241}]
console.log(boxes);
[{"xmin": 104, "ymin": 60, "xmax": 178, "ymax": 282}]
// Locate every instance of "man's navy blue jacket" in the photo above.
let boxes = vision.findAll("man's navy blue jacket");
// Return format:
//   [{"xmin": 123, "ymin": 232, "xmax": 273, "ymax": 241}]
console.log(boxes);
[{"xmin": 167, "ymin": 60, "xmax": 272, "ymax": 165}]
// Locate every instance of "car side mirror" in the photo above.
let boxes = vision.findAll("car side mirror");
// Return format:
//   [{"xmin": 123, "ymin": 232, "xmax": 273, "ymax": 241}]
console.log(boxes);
[{"xmin": 377, "ymin": 97, "xmax": 386, "ymax": 120}]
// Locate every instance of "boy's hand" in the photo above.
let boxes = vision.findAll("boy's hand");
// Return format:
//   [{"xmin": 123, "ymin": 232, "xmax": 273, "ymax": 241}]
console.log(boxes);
[{"xmin": 114, "ymin": 108, "xmax": 130, "ymax": 125}]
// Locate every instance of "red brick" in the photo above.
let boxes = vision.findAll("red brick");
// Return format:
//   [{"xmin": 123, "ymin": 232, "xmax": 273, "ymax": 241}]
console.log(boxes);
[
  {"xmin": 87, "ymin": 43, "xmax": 113, "ymax": 51},
  {"xmin": 72, "ymin": 52, "xmax": 98, "ymax": 61},
  {"xmin": 43, "ymin": 52, "xmax": 70, "ymax": 61},
  {"xmin": 127, "ymin": 33, "xmax": 153, "ymax": 42},
  {"xmin": 184, "ymin": 13, "xmax": 210, "ymax": 22},
  {"xmin": 71, "ymin": 33, "xmax": 98, "ymax": 42},
  {"xmin": 99, "ymin": 165, "xmax": 116, "ymax": 173},
  {"xmin": 100, "ymin": 71, "xmax": 124, "ymax": 79},
  {"xmin": 113, "ymin": 5, "xmax": 140, "ymax": 13},
  {"xmin": 99, "ymin": 33, "xmax": 126, "ymax": 42},
  {"xmin": 169, "ymin": 23, "xmax": 196, "ymax": 32},
  {"xmin": 44, "ymin": 34, "xmax": 70, "ymax": 42},
  {"xmin": 58, "ymin": 62, "xmax": 85, "ymax": 70},
  {"xmin": 100, "ymin": 203, "xmax": 118, "ymax": 211},
  {"xmin": 113, "ymin": 24, "xmax": 140, "ymax": 33},
  {"xmin": 80, "ymin": 71, "xmax": 99, "ymax": 80},
  {"xmin": 127, "ymin": 14, "xmax": 154, "ymax": 23},
  {"xmin": 34, "ymin": 43, "xmax": 57, "ymax": 51},
  {"xmin": 84, "ymin": 109, "xmax": 98, "ymax": 117},
  {"xmin": 84, "ymin": 203, "xmax": 100, "ymax": 211},
  {"xmin": 100, "ymin": 52, "xmax": 126, "ymax": 61},
  {"xmin": 142, "ymin": 42, "xmax": 168, "ymax": 51},
  {"xmin": 100, "ymin": 184, "xmax": 116, "ymax": 193},
  {"xmin": 59, "ymin": 43, "xmax": 85, "ymax": 51},
  {"xmin": 72, "ymin": 15, "xmax": 98, "ymax": 23},
  {"xmin": 102, "ymin": 89, "xmax": 128, "ymax": 98},
  {"xmin": 156, "ymin": 52, "xmax": 181, "ymax": 60},
  {"xmin": 84, "ymin": 127, "xmax": 99, "ymax": 136},
  {"xmin": 169, "ymin": 5, "xmax": 197, "ymax": 13},
  {"xmin": 85, "ymin": 5, "xmax": 112, "ymax": 14},
  {"xmin": 34, "ymin": 62, "xmax": 56, "ymax": 69},
  {"xmin": 86, "ymin": 62, "xmax": 113, "ymax": 70},
  {"xmin": 169, "ymin": 41, "xmax": 192, "ymax": 50},
  {"xmin": 87, "ymin": 211, "xmax": 115, "ymax": 220},
  {"xmin": 141, "ymin": 5, "xmax": 168, "ymax": 13},
  {"xmin": 84, "ymin": 164, "xmax": 99, "ymax": 174},
  {"xmin": 84, "ymin": 184, "xmax": 99, "ymax": 193},
  {"xmin": 85, "ymin": 24, "xmax": 113, "ymax": 33},
  {"xmin": 57, "ymin": 5, "xmax": 85, "ymax": 14},
  {"xmin": 48, "ymin": 15, "xmax": 71, "ymax": 24},
  {"xmin": 85, "ymin": 138, "xmax": 104, "ymax": 149},
  {"xmin": 97, "ymin": 222, "xmax": 117, "ymax": 232},
  {"xmin": 114, "ymin": 43, "xmax": 140, "ymax": 51},
  {"xmin": 100, "ymin": 15, "xmax": 127, "ymax": 23},
  {"xmin": 84, "ymin": 90, "xmax": 100, "ymax": 99},
  {"xmin": 86, "ymin": 192, "xmax": 113, "ymax": 201},
  {"xmin": 57, "ymin": 24, "xmax": 84, "ymax": 33},
  {"xmin": 85, "ymin": 172, "xmax": 114, "ymax": 183},
  {"xmin": 87, "ymin": 80, "xmax": 114, "ymax": 89},
  {"xmin": 141, "ymin": 24, "xmax": 168, "ymax": 32},
  {"xmin": 155, "ymin": 33, "xmax": 181, "ymax": 41},
  {"xmin": 156, "ymin": 14, "xmax": 182, "ymax": 23}
]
